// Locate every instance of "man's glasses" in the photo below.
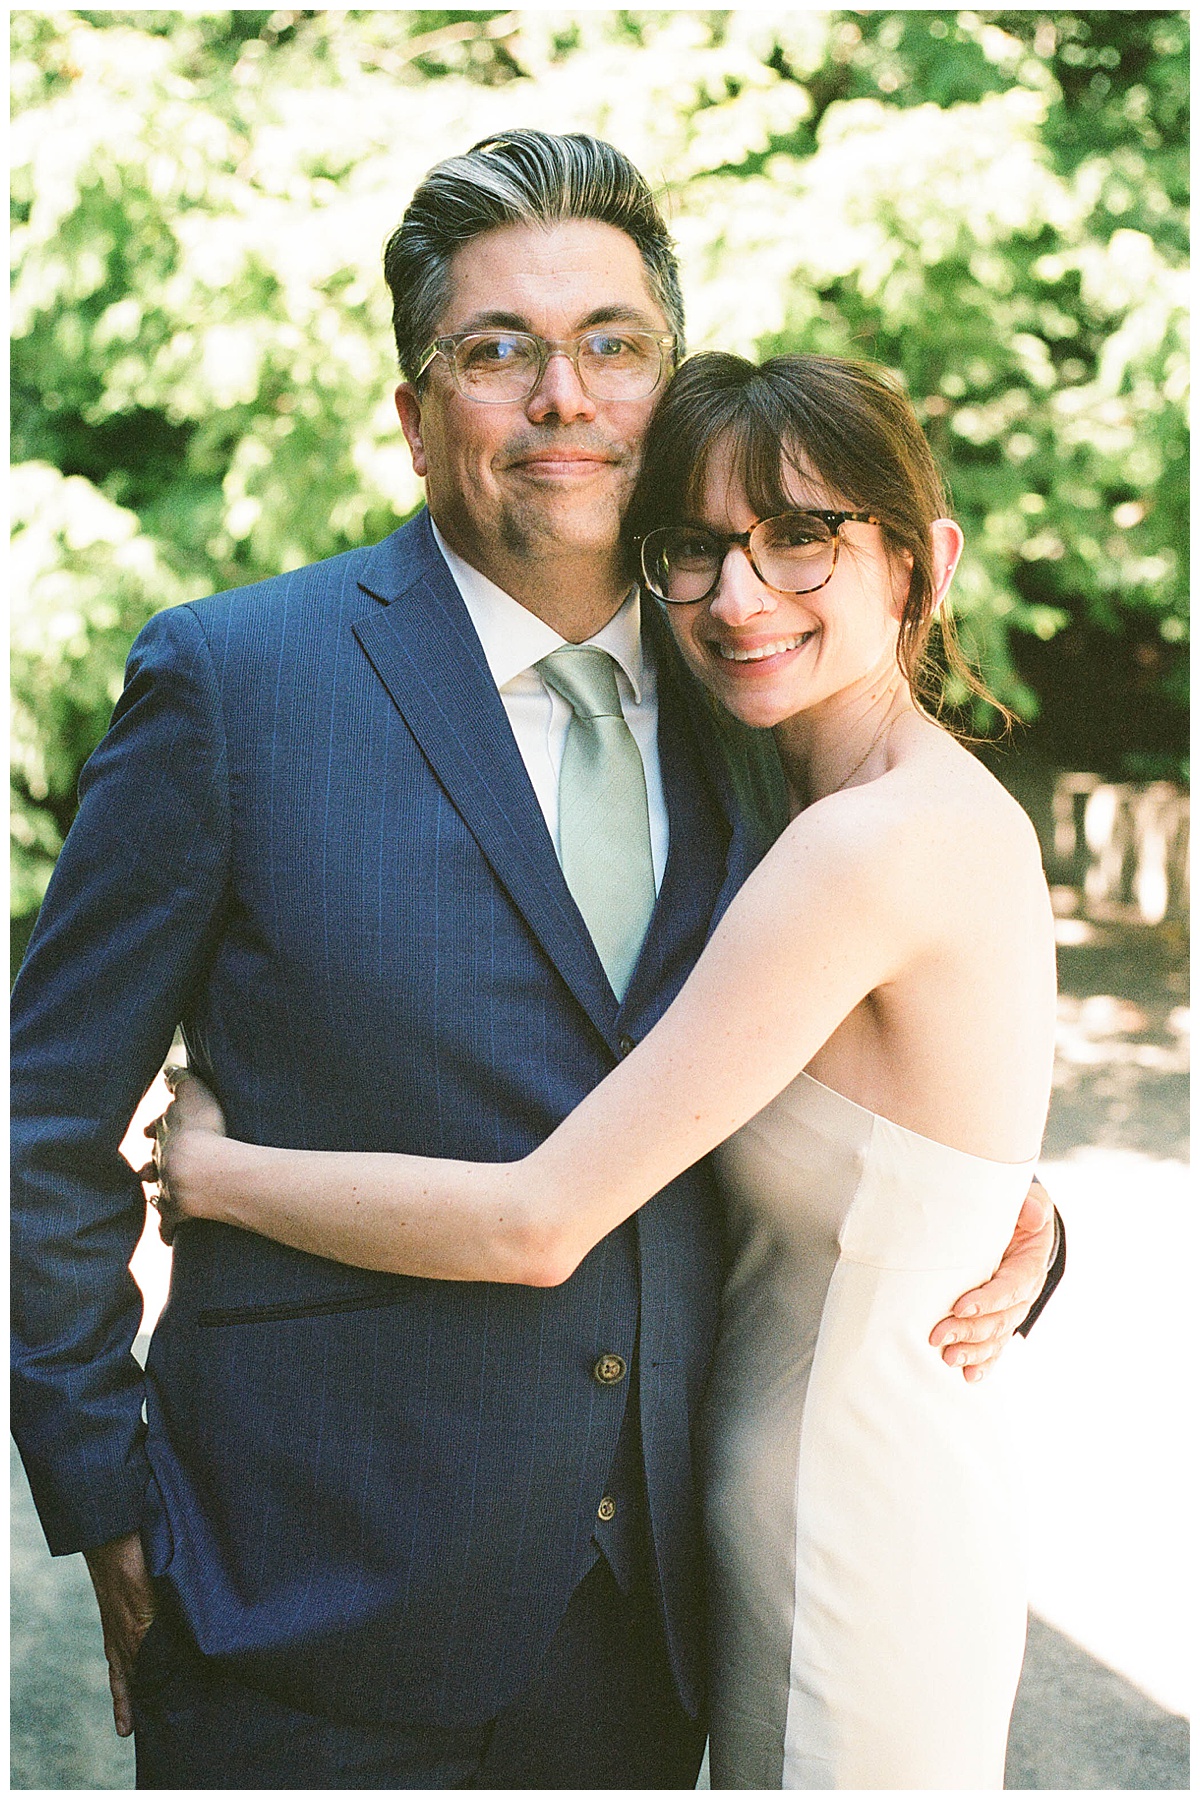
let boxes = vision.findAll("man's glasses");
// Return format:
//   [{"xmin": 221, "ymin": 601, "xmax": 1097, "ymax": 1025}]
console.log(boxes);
[
  {"xmin": 638, "ymin": 510, "xmax": 881, "ymax": 605},
  {"xmin": 416, "ymin": 328, "xmax": 677, "ymax": 404}
]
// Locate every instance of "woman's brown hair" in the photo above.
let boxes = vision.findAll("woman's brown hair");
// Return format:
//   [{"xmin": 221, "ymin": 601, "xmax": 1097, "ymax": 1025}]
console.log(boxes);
[{"xmin": 625, "ymin": 351, "xmax": 1011, "ymax": 730}]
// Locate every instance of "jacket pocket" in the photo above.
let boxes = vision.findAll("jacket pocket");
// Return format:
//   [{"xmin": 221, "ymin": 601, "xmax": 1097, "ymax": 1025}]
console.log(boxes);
[{"xmin": 196, "ymin": 1289, "xmax": 407, "ymax": 1327}]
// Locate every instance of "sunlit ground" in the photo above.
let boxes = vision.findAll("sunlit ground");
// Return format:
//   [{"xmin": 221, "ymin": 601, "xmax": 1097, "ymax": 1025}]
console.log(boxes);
[
  {"xmin": 1003, "ymin": 919, "xmax": 1189, "ymax": 1719},
  {"xmin": 1005, "ymin": 1149, "xmax": 1189, "ymax": 1717}
]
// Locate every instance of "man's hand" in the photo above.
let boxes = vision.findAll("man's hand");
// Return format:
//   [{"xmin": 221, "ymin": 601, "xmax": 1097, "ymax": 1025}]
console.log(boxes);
[
  {"xmin": 929, "ymin": 1177, "xmax": 1056, "ymax": 1383},
  {"xmin": 83, "ymin": 1532, "xmax": 155, "ymax": 1737}
]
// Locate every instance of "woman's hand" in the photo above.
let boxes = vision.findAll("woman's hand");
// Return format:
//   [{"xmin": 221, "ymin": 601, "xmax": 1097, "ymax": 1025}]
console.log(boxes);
[{"xmin": 140, "ymin": 1065, "xmax": 228, "ymax": 1242}]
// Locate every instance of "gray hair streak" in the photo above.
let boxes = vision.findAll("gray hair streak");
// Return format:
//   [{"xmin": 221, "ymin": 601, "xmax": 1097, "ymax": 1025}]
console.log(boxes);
[{"xmin": 384, "ymin": 129, "xmax": 686, "ymax": 383}]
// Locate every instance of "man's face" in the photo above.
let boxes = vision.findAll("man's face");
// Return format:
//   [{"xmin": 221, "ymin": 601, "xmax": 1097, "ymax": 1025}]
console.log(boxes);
[{"xmin": 395, "ymin": 219, "xmax": 672, "ymax": 591}]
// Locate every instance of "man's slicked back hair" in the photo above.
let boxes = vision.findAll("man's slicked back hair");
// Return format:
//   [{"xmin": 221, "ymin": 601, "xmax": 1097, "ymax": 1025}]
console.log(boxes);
[{"xmin": 384, "ymin": 129, "xmax": 685, "ymax": 383}]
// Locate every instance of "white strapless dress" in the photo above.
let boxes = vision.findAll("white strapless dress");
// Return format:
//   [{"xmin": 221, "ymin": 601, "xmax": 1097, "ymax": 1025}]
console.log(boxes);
[{"xmin": 704, "ymin": 1071, "xmax": 1034, "ymax": 1790}]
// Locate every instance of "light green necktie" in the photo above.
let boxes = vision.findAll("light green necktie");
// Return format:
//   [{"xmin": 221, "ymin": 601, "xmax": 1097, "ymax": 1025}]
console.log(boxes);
[{"xmin": 538, "ymin": 646, "xmax": 656, "ymax": 1001}]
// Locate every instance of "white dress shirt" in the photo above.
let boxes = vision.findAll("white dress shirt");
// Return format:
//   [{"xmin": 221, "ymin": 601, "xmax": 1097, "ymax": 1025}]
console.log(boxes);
[{"xmin": 431, "ymin": 519, "xmax": 669, "ymax": 891}]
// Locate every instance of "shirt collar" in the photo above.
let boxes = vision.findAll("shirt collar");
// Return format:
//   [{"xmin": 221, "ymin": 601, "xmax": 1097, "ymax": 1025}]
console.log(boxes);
[{"xmin": 430, "ymin": 517, "xmax": 646, "ymax": 701}]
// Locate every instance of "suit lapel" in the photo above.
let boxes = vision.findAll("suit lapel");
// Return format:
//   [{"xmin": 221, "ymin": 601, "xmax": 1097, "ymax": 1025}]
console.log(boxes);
[{"xmin": 353, "ymin": 514, "xmax": 619, "ymax": 1036}]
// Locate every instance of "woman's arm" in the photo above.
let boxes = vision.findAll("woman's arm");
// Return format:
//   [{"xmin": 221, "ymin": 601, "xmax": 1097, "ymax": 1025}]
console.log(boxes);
[
  {"xmin": 154, "ymin": 1078, "xmax": 559, "ymax": 1284},
  {"xmin": 157, "ymin": 792, "xmax": 924, "ymax": 1284}
]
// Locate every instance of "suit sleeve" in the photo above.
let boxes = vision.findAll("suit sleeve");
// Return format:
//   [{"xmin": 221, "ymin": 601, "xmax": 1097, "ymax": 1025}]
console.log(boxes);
[
  {"xmin": 1015, "ymin": 1206, "xmax": 1066, "ymax": 1337},
  {"xmin": 11, "ymin": 602, "xmax": 231, "ymax": 1556}
]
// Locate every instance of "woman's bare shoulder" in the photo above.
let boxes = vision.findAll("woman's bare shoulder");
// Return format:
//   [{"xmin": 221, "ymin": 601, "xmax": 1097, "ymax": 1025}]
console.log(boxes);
[
  {"xmin": 782, "ymin": 721, "xmax": 1044, "ymax": 894},
  {"xmin": 923, "ymin": 729, "xmax": 1044, "ymax": 857}
]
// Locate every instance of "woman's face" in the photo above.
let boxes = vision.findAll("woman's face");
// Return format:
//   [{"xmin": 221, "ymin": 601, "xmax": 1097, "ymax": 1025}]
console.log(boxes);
[{"xmin": 661, "ymin": 435, "xmax": 912, "ymax": 732}]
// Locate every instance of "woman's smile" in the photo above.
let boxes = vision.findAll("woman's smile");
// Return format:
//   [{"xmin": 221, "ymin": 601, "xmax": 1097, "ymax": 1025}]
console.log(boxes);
[{"xmin": 710, "ymin": 629, "xmax": 817, "ymax": 667}]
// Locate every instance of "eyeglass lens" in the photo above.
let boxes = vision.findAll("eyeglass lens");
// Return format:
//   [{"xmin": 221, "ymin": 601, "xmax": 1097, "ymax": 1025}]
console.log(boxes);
[
  {"xmin": 641, "ymin": 515, "xmax": 837, "ymax": 603},
  {"xmin": 450, "ymin": 331, "xmax": 665, "ymax": 401}
]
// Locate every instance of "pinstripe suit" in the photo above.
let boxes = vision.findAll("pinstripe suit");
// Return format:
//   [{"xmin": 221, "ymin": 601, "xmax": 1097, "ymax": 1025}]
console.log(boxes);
[{"xmin": 12, "ymin": 509, "xmax": 768, "ymax": 1746}]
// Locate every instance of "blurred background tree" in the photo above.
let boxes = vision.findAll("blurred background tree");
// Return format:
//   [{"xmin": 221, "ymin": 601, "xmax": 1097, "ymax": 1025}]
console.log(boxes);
[{"xmin": 11, "ymin": 8, "xmax": 1189, "ymax": 957}]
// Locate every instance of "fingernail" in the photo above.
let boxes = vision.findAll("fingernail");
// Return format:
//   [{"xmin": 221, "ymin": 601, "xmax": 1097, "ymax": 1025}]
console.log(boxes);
[
  {"xmin": 942, "ymin": 1331, "xmax": 957, "ymax": 1345},
  {"xmin": 958, "ymin": 1303, "xmax": 978, "ymax": 1317},
  {"xmin": 955, "ymin": 1350, "xmax": 968, "ymax": 1366}
]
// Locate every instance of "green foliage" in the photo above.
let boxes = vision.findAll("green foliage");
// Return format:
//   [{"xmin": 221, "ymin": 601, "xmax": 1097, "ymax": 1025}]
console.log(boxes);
[
  {"xmin": 10, "ymin": 463, "xmax": 203, "ymax": 922},
  {"xmin": 11, "ymin": 9, "xmax": 1189, "ymax": 928}
]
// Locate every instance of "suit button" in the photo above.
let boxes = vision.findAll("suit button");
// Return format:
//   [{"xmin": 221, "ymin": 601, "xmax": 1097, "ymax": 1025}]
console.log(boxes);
[
  {"xmin": 593, "ymin": 1353, "xmax": 627, "ymax": 1385},
  {"xmin": 597, "ymin": 1495, "xmax": 617, "ymax": 1522},
  {"xmin": 618, "ymin": 1034, "xmax": 635, "ymax": 1058}
]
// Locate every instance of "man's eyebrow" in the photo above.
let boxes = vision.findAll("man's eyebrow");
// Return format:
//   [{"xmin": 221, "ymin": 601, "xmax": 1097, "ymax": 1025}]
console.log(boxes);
[
  {"xmin": 450, "ymin": 303, "xmax": 666, "ymax": 336},
  {"xmin": 575, "ymin": 304, "xmax": 665, "ymax": 331},
  {"xmin": 451, "ymin": 310, "xmax": 531, "ymax": 334}
]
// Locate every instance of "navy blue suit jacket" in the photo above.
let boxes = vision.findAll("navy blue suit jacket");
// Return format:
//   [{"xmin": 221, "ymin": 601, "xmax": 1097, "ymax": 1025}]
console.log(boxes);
[{"xmin": 11, "ymin": 510, "xmax": 771, "ymax": 1727}]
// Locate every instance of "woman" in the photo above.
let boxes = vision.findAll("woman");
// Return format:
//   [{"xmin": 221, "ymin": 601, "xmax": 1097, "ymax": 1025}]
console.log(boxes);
[{"xmin": 151, "ymin": 353, "xmax": 1056, "ymax": 1787}]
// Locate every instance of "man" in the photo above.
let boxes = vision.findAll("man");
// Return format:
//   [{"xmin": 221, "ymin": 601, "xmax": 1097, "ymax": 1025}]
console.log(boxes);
[{"xmin": 12, "ymin": 129, "xmax": 1062, "ymax": 1788}]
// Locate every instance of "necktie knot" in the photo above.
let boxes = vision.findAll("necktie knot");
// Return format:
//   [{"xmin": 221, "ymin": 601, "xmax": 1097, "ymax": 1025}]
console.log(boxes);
[{"xmin": 538, "ymin": 646, "xmax": 625, "ymax": 721}]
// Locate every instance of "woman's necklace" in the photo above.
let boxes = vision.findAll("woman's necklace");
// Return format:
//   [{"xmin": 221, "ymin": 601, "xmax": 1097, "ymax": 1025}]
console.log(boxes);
[
  {"xmin": 828, "ymin": 711, "xmax": 896, "ymax": 796},
  {"xmin": 795, "ymin": 694, "xmax": 910, "ymax": 812}
]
